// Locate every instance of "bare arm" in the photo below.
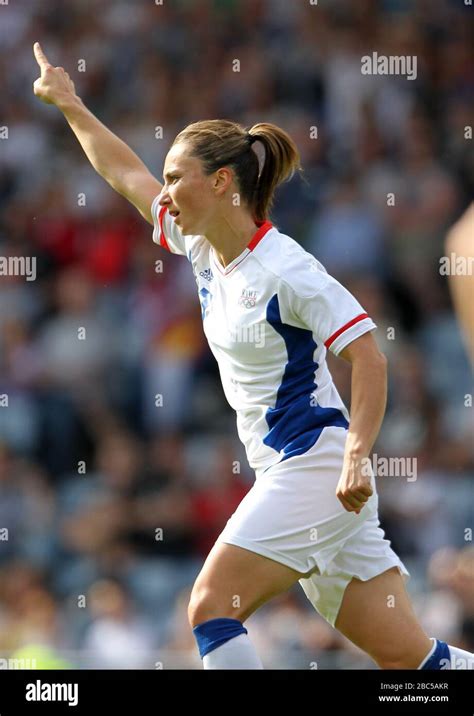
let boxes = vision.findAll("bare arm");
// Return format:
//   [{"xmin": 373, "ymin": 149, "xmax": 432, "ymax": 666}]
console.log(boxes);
[
  {"xmin": 336, "ymin": 332, "xmax": 387, "ymax": 513},
  {"xmin": 32, "ymin": 42, "xmax": 162, "ymax": 224},
  {"xmin": 339, "ymin": 332, "xmax": 387, "ymax": 458},
  {"xmin": 445, "ymin": 203, "xmax": 474, "ymax": 367}
]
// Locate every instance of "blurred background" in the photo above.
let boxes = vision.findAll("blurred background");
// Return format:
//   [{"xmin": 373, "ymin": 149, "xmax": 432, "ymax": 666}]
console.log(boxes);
[{"xmin": 0, "ymin": 0, "xmax": 472, "ymax": 668}]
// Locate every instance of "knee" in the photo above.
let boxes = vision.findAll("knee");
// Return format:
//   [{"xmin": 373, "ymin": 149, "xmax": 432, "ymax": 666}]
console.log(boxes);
[
  {"xmin": 187, "ymin": 586, "xmax": 245, "ymax": 629},
  {"xmin": 188, "ymin": 587, "xmax": 220, "ymax": 629}
]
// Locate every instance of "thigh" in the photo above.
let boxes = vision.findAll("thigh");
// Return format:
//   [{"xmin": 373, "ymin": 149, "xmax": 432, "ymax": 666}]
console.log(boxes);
[
  {"xmin": 190, "ymin": 541, "xmax": 306, "ymax": 623},
  {"xmin": 299, "ymin": 510, "xmax": 410, "ymax": 629},
  {"xmin": 335, "ymin": 567, "xmax": 431, "ymax": 668}
]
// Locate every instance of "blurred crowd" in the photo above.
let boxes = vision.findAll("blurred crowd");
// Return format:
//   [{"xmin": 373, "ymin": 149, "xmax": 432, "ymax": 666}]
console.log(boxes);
[{"xmin": 0, "ymin": 0, "xmax": 472, "ymax": 668}]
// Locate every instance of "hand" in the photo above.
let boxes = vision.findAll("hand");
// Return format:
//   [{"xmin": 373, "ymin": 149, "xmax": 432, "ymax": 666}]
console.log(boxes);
[
  {"xmin": 33, "ymin": 42, "xmax": 77, "ymax": 107},
  {"xmin": 336, "ymin": 455, "xmax": 374, "ymax": 514}
]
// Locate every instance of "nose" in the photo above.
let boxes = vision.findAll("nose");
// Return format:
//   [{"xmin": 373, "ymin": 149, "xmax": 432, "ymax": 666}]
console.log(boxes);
[{"xmin": 158, "ymin": 186, "xmax": 170, "ymax": 207}]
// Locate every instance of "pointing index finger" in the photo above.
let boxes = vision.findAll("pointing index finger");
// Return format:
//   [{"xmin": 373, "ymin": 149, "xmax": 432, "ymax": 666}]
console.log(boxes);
[{"xmin": 33, "ymin": 42, "xmax": 50, "ymax": 72}]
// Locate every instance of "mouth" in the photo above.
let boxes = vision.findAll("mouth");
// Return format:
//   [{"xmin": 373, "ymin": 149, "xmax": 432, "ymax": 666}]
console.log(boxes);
[{"xmin": 169, "ymin": 210, "xmax": 180, "ymax": 219}]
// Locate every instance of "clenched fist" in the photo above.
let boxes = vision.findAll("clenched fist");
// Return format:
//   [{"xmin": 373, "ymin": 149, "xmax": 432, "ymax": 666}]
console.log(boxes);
[
  {"xmin": 33, "ymin": 42, "xmax": 77, "ymax": 107},
  {"xmin": 336, "ymin": 455, "xmax": 374, "ymax": 514}
]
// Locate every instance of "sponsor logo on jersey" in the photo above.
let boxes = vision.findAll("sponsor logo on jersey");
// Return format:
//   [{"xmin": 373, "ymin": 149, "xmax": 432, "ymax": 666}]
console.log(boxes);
[
  {"xmin": 199, "ymin": 268, "xmax": 214, "ymax": 282},
  {"xmin": 238, "ymin": 289, "xmax": 258, "ymax": 308}
]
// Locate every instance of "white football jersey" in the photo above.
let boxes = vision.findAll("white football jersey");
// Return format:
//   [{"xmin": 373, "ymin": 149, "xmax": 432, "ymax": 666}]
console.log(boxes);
[{"xmin": 151, "ymin": 197, "xmax": 377, "ymax": 471}]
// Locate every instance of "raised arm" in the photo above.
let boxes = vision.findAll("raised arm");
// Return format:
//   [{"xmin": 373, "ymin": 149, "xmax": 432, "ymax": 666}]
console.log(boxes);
[{"xmin": 32, "ymin": 42, "xmax": 162, "ymax": 225}]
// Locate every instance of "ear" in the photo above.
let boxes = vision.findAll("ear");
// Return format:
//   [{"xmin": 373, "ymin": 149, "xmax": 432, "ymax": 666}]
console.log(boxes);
[{"xmin": 213, "ymin": 166, "xmax": 234, "ymax": 195}]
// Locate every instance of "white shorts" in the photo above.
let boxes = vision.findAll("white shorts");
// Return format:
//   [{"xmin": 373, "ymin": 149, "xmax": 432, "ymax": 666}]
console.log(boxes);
[{"xmin": 216, "ymin": 426, "xmax": 409, "ymax": 627}]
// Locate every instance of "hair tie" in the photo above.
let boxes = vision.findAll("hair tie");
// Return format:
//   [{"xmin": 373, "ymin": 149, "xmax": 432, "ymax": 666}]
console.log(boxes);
[{"xmin": 247, "ymin": 133, "xmax": 257, "ymax": 146}]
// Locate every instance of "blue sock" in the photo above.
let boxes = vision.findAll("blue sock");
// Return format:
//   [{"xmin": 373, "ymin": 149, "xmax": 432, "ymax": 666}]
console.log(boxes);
[
  {"xmin": 193, "ymin": 617, "xmax": 248, "ymax": 658},
  {"xmin": 420, "ymin": 639, "xmax": 451, "ymax": 669}
]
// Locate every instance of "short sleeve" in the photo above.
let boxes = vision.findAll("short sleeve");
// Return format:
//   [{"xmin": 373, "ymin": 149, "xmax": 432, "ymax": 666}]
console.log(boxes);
[
  {"xmin": 151, "ymin": 195, "xmax": 187, "ymax": 256},
  {"xmin": 286, "ymin": 269, "xmax": 377, "ymax": 356}
]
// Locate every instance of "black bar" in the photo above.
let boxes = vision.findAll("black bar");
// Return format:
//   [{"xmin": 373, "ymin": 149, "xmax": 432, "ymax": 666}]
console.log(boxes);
[{"xmin": 0, "ymin": 669, "xmax": 471, "ymax": 714}]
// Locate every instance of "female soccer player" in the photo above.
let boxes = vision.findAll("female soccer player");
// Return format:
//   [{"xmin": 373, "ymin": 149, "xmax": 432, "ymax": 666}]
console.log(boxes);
[{"xmin": 33, "ymin": 42, "xmax": 473, "ymax": 670}]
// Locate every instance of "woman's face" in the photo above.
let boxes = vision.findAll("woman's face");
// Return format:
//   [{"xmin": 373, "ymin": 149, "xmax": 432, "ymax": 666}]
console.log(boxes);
[{"xmin": 159, "ymin": 142, "xmax": 230, "ymax": 235}]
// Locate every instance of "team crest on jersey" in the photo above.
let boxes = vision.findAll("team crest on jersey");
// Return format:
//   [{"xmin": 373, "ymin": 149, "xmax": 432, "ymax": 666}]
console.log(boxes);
[
  {"xmin": 238, "ymin": 288, "xmax": 258, "ymax": 309},
  {"xmin": 199, "ymin": 268, "xmax": 214, "ymax": 282}
]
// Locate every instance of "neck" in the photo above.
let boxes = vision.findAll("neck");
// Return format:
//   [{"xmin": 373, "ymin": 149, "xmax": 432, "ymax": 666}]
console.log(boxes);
[{"xmin": 205, "ymin": 212, "xmax": 259, "ymax": 268}]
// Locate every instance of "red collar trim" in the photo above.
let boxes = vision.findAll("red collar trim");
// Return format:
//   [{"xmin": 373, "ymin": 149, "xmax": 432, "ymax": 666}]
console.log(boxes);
[
  {"xmin": 247, "ymin": 220, "xmax": 273, "ymax": 251},
  {"xmin": 212, "ymin": 220, "xmax": 273, "ymax": 276}
]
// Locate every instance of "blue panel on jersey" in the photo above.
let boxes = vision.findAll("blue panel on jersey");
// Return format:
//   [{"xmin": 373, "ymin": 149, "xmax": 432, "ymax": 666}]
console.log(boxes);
[
  {"xmin": 264, "ymin": 294, "xmax": 348, "ymax": 461},
  {"xmin": 198, "ymin": 286, "xmax": 211, "ymax": 320}
]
